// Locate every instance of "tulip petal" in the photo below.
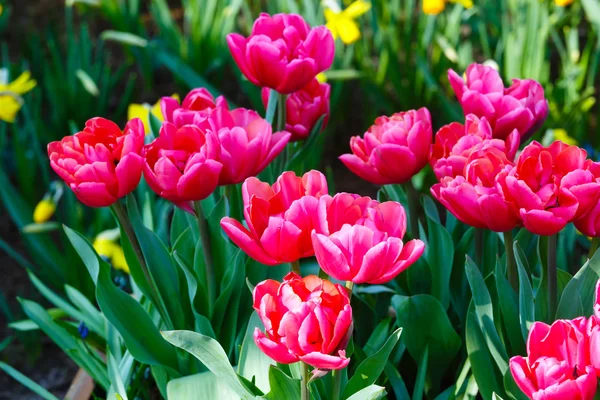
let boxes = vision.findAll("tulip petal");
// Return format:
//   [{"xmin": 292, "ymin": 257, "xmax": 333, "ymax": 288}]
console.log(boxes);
[
  {"xmin": 221, "ymin": 217, "xmax": 277, "ymax": 265},
  {"xmin": 299, "ymin": 351, "xmax": 350, "ymax": 370},
  {"xmin": 254, "ymin": 328, "xmax": 299, "ymax": 364},
  {"xmin": 311, "ymin": 231, "xmax": 352, "ymax": 281}
]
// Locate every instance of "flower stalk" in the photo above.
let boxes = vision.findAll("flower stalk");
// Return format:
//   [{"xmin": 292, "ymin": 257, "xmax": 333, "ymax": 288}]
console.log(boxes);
[
  {"xmin": 194, "ymin": 201, "xmax": 216, "ymax": 313},
  {"xmin": 548, "ymin": 234, "xmax": 558, "ymax": 320},
  {"xmin": 301, "ymin": 361, "xmax": 310, "ymax": 400},
  {"xmin": 403, "ymin": 182, "xmax": 420, "ymax": 240},
  {"xmin": 504, "ymin": 230, "xmax": 517, "ymax": 291}
]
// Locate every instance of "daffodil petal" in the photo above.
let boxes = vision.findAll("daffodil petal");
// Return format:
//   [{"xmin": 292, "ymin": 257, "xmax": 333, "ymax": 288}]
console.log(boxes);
[
  {"xmin": 337, "ymin": 18, "xmax": 361, "ymax": 44},
  {"xmin": 423, "ymin": 0, "xmax": 445, "ymax": 14},
  {"xmin": 343, "ymin": 0, "xmax": 371, "ymax": 19}
]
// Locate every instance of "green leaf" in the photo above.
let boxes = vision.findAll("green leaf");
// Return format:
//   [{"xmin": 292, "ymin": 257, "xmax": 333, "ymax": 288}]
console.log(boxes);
[
  {"xmin": 107, "ymin": 352, "xmax": 128, "ymax": 400},
  {"xmin": 64, "ymin": 284, "xmax": 105, "ymax": 336},
  {"xmin": 162, "ymin": 330, "xmax": 255, "ymax": 399},
  {"xmin": 503, "ymin": 370, "xmax": 529, "ymax": 400},
  {"xmin": 263, "ymin": 366, "xmax": 301, "ymax": 400},
  {"xmin": 0, "ymin": 361, "xmax": 61, "ymax": 400},
  {"xmin": 238, "ymin": 312, "xmax": 274, "ymax": 393},
  {"xmin": 494, "ymin": 261, "xmax": 525, "ymax": 356},
  {"xmin": 342, "ymin": 328, "xmax": 402, "ymax": 399},
  {"xmin": 514, "ymin": 242, "xmax": 535, "ymax": 342},
  {"xmin": 75, "ymin": 69, "xmax": 99, "ymax": 96},
  {"xmin": 392, "ymin": 294, "xmax": 461, "ymax": 390},
  {"xmin": 346, "ymin": 385, "xmax": 387, "ymax": 400},
  {"xmin": 465, "ymin": 257, "xmax": 509, "ymax": 374},
  {"xmin": 425, "ymin": 218, "xmax": 453, "ymax": 309},
  {"xmin": 101, "ymin": 30, "xmax": 148, "ymax": 47},
  {"xmin": 556, "ymin": 249, "xmax": 600, "ymax": 319},
  {"xmin": 167, "ymin": 371, "xmax": 239, "ymax": 400}
]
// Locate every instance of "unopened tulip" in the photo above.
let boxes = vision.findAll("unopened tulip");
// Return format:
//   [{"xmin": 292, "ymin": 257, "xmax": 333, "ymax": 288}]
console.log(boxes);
[
  {"xmin": 501, "ymin": 141, "xmax": 600, "ymax": 236},
  {"xmin": 312, "ymin": 198, "xmax": 425, "ymax": 284},
  {"xmin": 161, "ymin": 88, "xmax": 227, "ymax": 128},
  {"xmin": 429, "ymin": 114, "xmax": 519, "ymax": 180},
  {"xmin": 48, "ymin": 117, "xmax": 144, "ymax": 207},
  {"xmin": 253, "ymin": 272, "xmax": 352, "ymax": 369},
  {"xmin": 227, "ymin": 13, "xmax": 335, "ymax": 94},
  {"xmin": 201, "ymin": 107, "xmax": 291, "ymax": 185},
  {"xmin": 432, "ymin": 148, "xmax": 519, "ymax": 232},
  {"xmin": 261, "ymin": 78, "xmax": 330, "ymax": 141},
  {"xmin": 143, "ymin": 123, "xmax": 222, "ymax": 212},
  {"xmin": 448, "ymin": 63, "xmax": 548, "ymax": 141},
  {"xmin": 221, "ymin": 170, "xmax": 328, "ymax": 265},
  {"xmin": 340, "ymin": 108, "xmax": 432, "ymax": 185}
]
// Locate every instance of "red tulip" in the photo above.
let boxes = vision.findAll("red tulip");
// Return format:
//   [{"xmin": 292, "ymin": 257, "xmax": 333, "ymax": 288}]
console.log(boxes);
[
  {"xmin": 312, "ymin": 196, "xmax": 425, "ymax": 283},
  {"xmin": 261, "ymin": 78, "xmax": 330, "ymax": 141},
  {"xmin": 201, "ymin": 107, "xmax": 291, "ymax": 185},
  {"xmin": 253, "ymin": 272, "xmax": 352, "ymax": 369},
  {"xmin": 431, "ymin": 147, "xmax": 520, "ymax": 232},
  {"xmin": 501, "ymin": 141, "xmax": 600, "ymax": 236},
  {"xmin": 143, "ymin": 123, "xmax": 222, "ymax": 212},
  {"xmin": 48, "ymin": 117, "xmax": 144, "ymax": 207},
  {"xmin": 227, "ymin": 13, "xmax": 335, "ymax": 94},
  {"xmin": 429, "ymin": 114, "xmax": 519, "ymax": 180},
  {"xmin": 340, "ymin": 108, "xmax": 432, "ymax": 185},
  {"xmin": 448, "ymin": 63, "xmax": 549, "ymax": 141},
  {"xmin": 220, "ymin": 170, "xmax": 328, "ymax": 265},
  {"xmin": 161, "ymin": 88, "xmax": 227, "ymax": 128}
]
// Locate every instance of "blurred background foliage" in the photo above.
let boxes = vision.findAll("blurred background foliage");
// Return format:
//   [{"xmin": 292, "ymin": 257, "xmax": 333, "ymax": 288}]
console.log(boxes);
[{"xmin": 0, "ymin": 0, "xmax": 599, "ymax": 397}]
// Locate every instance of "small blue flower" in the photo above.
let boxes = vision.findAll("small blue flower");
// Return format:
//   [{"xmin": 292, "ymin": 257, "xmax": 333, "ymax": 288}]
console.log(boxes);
[{"xmin": 78, "ymin": 321, "xmax": 89, "ymax": 339}]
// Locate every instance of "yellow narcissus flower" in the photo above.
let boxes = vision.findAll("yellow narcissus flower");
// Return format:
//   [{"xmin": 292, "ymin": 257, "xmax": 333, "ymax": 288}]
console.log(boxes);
[
  {"xmin": 423, "ymin": 0, "xmax": 473, "ymax": 15},
  {"xmin": 0, "ymin": 71, "xmax": 37, "ymax": 123},
  {"xmin": 127, "ymin": 94, "xmax": 179, "ymax": 134},
  {"xmin": 33, "ymin": 198, "xmax": 56, "ymax": 224},
  {"xmin": 324, "ymin": 0, "xmax": 371, "ymax": 45},
  {"xmin": 93, "ymin": 229, "xmax": 129, "ymax": 274},
  {"xmin": 553, "ymin": 129, "xmax": 578, "ymax": 146},
  {"xmin": 555, "ymin": 0, "xmax": 574, "ymax": 6},
  {"xmin": 317, "ymin": 72, "xmax": 328, "ymax": 83}
]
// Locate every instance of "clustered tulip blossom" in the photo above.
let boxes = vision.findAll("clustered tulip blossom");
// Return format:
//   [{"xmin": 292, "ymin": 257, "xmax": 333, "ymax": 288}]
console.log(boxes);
[
  {"xmin": 47, "ymin": 117, "xmax": 145, "ymax": 207},
  {"xmin": 510, "ymin": 280, "xmax": 600, "ymax": 400},
  {"xmin": 253, "ymin": 272, "xmax": 352, "ymax": 369},
  {"xmin": 161, "ymin": 88, "xmax": 227, "ymax": 128}
]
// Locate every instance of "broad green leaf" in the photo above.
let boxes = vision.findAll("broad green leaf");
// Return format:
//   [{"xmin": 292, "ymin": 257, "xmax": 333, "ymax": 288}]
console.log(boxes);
[
  {"xmin": 425, "ymin": 218, "xmax": 453, "ymax": 309},
  {"xmin": 514, "ymin": 242, "xmax": 535, "ymax": 341},
  {"xmin": 263, "ymin": 366, "xmax": 301, "ymax": 400},
  {"xmin": 503, "ymin": 370, "xmax": 529, "ymax": 400},
  {"xmin": 465, "ymin": 257, "xmax": 509, "ymax": 374},
  {"xmin": 346, "ymin": 385, "xmax": 387, "ymax": 400},
  {"xmin": 166, "ymin": 371, "xmax": 238, "ymax": 400},
  {"xmin": 494, "ymin": 261, "xmax": 525, "ymax": 356},
  {"xmin": 65, "ymin": 284, "xmax": 105, "ymax": 335},
  {"xmin": 342, "ymin": 328, "xmax": 402, "ymax": 399},
  {"xmin": 0, "ymin": 361, "xmax": 61, "ymax": 400},
  {"xmin": 107, "ymin": 353, "xmax": 128, "ymax": 400},
  {"xmin": 556, "ymin": 250, "xmax": 600, "ymax": 319},
  {"xmin": 162, "ymin": 330, "xmax": 255, "ymax": 399},
  {"xmin": 238, "ymin": 312, "xmax": 273, "ymax": 393},
  {"xmin": 412, "ymin": 345, "xmax": 428, "ymax": 400}
]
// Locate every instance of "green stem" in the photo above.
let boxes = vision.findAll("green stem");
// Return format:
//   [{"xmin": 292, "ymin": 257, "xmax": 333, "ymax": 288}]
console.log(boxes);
[
  {"xmin": 194, "ymin": 201, "xmax": 216, "ymax": 313},
  {"xmin": 276, "ymin": 94, "xmax": 287, "ymax": 132},
  {"xmin": 503, "ymin": 230, "xmax": 517, "ymax": 291},
  {"xmin": 291, "ymin": 260, "xmax": 301, "ymax": 275},
  {"xmin": 265, "ymin": 89, "xmax": 279, "ymax": 125},
  {"xmin": 301, "ymin": 362, "xmax": 310, "ymax": 400},
  {"xmin": 548, "ymin": 234, "xmax": 558, "ymax": 320},
  {"xmin": 345, "ymin": 281, "xmax": 354, "ymax": 297},
  {"xmin": 402, "ymin": 182, "xmax": 420, "ymax": 239},
  {"xmin": 111, "ymin": 202, "xmax": 172, "ymax": 328},
  {"xmin": 589, "ymin": 237, "xmax": 600, "ymax": 260},
  {"xmin": 331, "ymin": 369, "xmax": 341, "ymax": 400}
]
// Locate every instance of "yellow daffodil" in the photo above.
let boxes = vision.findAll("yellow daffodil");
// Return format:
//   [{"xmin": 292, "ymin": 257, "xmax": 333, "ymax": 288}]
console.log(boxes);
[
  {"xmin": 423, "ymin": 0, "xmax": 473, "ymax": 15},
  {"xmin": 33, "ymin": 198, "xmax": 56, "ymax": 224},
  {"xmin": 0, "ymin": 71, "xmax": 36, "ymax": 123},
  {"xmin": 324, "ymin": 0, "xmax": 371, "ymax": 45},
  {"xmin": 555, "ymin": 0, "xmax": 574, "ymax": 6},
  {"xmin": 127, "ymin": 94, "xmax": 179, "ymax": 134},
  {"xmin": 553, "ymin": 129, "xmax": 578, "ymax": 146},
  {"xmin": 317, "ymin": 72, "xmax": 328, "ymax": 83},
  {"xmin": 93, "ymin": 229, "xmax": 129, "ymax": 274}
]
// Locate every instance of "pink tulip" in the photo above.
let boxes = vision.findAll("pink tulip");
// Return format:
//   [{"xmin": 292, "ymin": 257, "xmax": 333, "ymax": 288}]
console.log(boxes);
[
  {"xmin": 581, "ymin": 280, "xmax": 600, "ymax": 376},
  {"xmin": 501, "ymin": 141, "xmax": 600, "ymax": 236},
  {"xmin": 143, "ymin": 123, "xmax": 222, "ymax": 212},
  {"xmin": 261, "ymin": 78, "xmax": 330, "ymax": 141},
  {"xmin": 200, "ymin": 107, "xmax": 291, "ymax": 185},
  {"xmin": 448, "ymin": 63, "xmax": 549, "ymax": 141},
  {"xmin": 220, "ymin": 170, "xmax": 328, "ymax": 265},
  {"xmin": 48, "ymin": 117, "xmax": 144, "ymax": 207},
  {"xmin": 312, "ymin": 198, "xmax": 425, "ymax": 284},
  {"xmin": 253, "ymin": 272, "xmax": 352, "ymax": 369},
  {"xmin": 161, "ymin": 88, "xmax": 228, "ymax": 128},
  {"xmin": 431, "ymin": 148, "xmax": 520, "ymax": 232},
  {"xmin": 429, "ymin": 114, "xmax": 519, "ymax": 180},
  {"xmin": 227, "ymin": 13, "xmax": 334, "ymax": 94},
  {"xmin": 340, "ymin": 108, "xmax": 433, "ymax": 185}
]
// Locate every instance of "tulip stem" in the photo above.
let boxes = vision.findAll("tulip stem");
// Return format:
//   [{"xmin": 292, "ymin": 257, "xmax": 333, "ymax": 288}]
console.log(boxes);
[
  {"xmin": 548, "ymin": 234, "xmax": 558, "ymax": 320},
  {"xmin": 265, "ymin": 89, "xmax": 279, "ymax": 125},
  {"xmin": 194, "ymin": 201, "xmax": 216, "ymax": 314},
  {"xmin": 403, "ymin": 182, "xmax": 420, "ymax": 239},
  {"xmin": 301, "ymin": 362, "xmax": 310, "ymax": 400},
  {"xmin": 276, "ymin": 94, "xmax": 287, "ymax": 132},
  {"xmin": 291, "ymin": 260, "xmax": 301, "ymax": 275},
  {"xmin": 111, "ymin": 202, "xmax": 173, "ymax": 329},
  {"xmin": 345, "ymin": 281, "xmax": 354, "ymax": 297},
  {"xmin": 589, "ymin": 237, "xmax": 600, "ymax": 260},
  {"xmin": 504, "ymin": 230, "xmax": 518, "ymax": 291},
  {"xmin": 331, "ymin": 369, "xmax": 341, "ymax": 400}
]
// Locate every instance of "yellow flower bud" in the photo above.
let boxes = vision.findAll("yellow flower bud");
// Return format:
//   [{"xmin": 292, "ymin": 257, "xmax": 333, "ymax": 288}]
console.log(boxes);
[
  {"xmin": 423, "ymin": 0, "xmax": 446, "ymax": 15},
  {"xmin": 555, "ymin": 0, "xmax": 574, "ymax": 6},
  {"xmin": 33, "ymin": 199, "xmax": 56, "ymax": 223}
]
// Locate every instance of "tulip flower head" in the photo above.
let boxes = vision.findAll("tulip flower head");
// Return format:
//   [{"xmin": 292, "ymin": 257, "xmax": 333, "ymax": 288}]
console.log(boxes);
[
  {"xmin": 227, "ymin": 13, "xmax": 335, "ymax": 94},
  {"xmin": 201, "ymin": 107, "xmax": 291, "ymax": 185},
  {"xmin": 253, "ymin": 272, "xmax": 352, "ymax": 369},
  {"xmin": 261, "ymin": 78, "xmax": 330, "ymax": 141},
  {"xmin": 221, "ymin": 170, "xmax": 329, "ymax": 265},
  {"xmin": 324, "ymin": 0, "xmax": 371, "ymax": 45},
  {"xmin": 48, "ymin": 118, "xmax": 145, "ymax": 208},
  {"xmin": 312, "ymin": 196, "xmax": 425, "ymax": 284},
  {"xmin": 429, "ymin": 114, "xmax": 519, "ymax": 180},
  {"xmin": 448, "ymin": 63, "xmax": 548, "ymax": 141},
  {"xmin": 161, "ymin": 88, "xmax": 227, "ymax": 128},
  {"xmin": 340, "ymin": 108, "xmax": 432, "ymax": 185},
  {"xmin": 143, "ymin": 123, "xmax": 222, "ymax": 212},
  {"xmin": 501, "ymin": 141, "xmax": 600, "ymax": 236}
]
